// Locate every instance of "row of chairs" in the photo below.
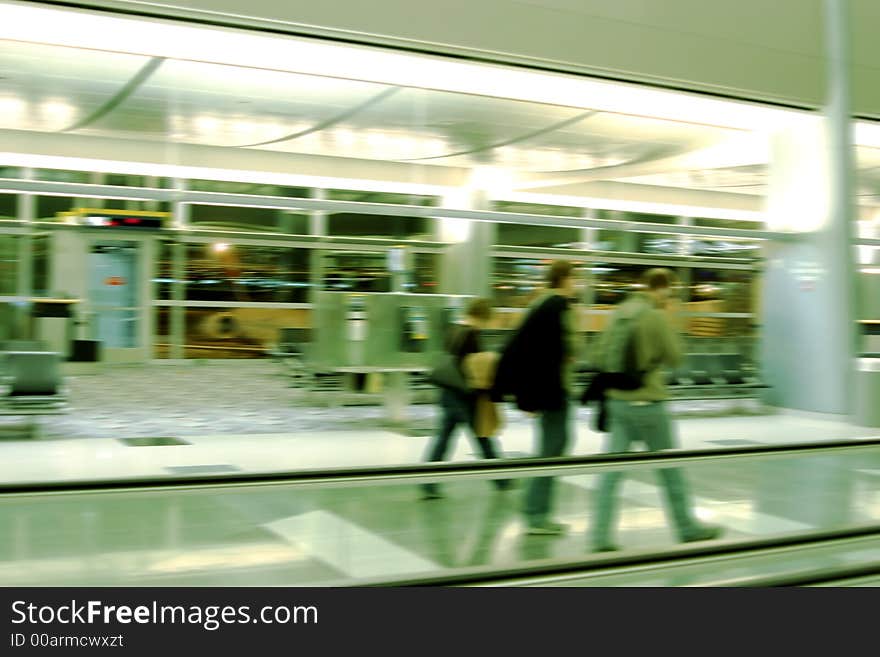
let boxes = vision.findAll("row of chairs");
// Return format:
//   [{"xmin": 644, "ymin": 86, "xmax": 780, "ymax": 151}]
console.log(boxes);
[
  {"xmin": 667, "ymin": 353, "xmax": 767, "ymax": 397},
  {"xmin": 0, "ymin": 343, "xmax": 68, "ymax": 438}
]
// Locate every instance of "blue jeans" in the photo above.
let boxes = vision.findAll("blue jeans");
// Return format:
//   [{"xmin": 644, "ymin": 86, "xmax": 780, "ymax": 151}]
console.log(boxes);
[
  {"xmin": 423, "ymin": 388, "xmax": 503, "ymax": 494},
  {"xmin": 524, "ymin": 402, "xmax": 571, "ymax": 526},
  {"xmin": 592, "ymin": 400, "xmax": 703, "ymax": 546}
]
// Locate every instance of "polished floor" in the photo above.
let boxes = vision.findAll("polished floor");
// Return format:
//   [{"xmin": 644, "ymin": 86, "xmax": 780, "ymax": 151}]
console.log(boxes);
[
  {"xmin": 1, "ymin": 360, "xmax": 879, "ymax": 585},
  {"xmin": 0, "ymin": 363, "xmax": 878, "ymax": 485},
  {"xmin": 1, "ymin": 448, "xmax": 879, "ymax": 585}
]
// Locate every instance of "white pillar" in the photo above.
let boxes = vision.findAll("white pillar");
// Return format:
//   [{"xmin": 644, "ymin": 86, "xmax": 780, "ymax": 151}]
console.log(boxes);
[
  {"xmin": 437, "ymin": 184, "xmax": 494, "ymax": 297},
  {"xmin": 759, "ymin": 0, "xmax": 858, "ymax": 414}
]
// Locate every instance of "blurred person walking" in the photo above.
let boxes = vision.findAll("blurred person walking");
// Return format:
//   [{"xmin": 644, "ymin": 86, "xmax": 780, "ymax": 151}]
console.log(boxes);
[
  {"xmin": 589, "ymin": 268, "xmax": 723, "ymax": 551},
  {"xmin": 422, "ymin": 298, "xmax": 508, "ymax": 500},
  {"xmin": 493, "ymin": 260, "xmax": 578, "ymax": 535}
]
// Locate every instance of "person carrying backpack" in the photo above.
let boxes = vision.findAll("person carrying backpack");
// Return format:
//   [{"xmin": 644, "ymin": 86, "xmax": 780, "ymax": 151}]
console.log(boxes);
[
  {"xmin": 422, "ymin": 298, "xmax": 508, "ymax": 500},
  {"xmin": 493, "ymin": 260, "xmax": 578, "ymax": 535},
  {"xmin": 590, "ymin": 268, "xmax": 723, "ymax": 551}
]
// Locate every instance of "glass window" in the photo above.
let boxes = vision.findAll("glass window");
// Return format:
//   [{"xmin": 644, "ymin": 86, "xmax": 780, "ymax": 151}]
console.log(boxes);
[
  {"xmin": 103, "ymin": 174, "xmax": 173, "ymax": 188},
  {"xmin": 185, "ymin": 243, "xmax": 311, "ymax": 303},
  {"xmin": 492, "ymin": 202, "xmax": 585, "ymax": 248},
  {"xmin": 495, "ymin": 223, "xmax": 583, "ymax": 248},
  {"xmin": 327, "ymin": 190, "xmax": 436, "ymax": 206},
  {"xmin": 411, "ymin": 253, "xmax": 440, "ymax": 293},
  {"xmin": 491, "ymin": 257, "xmax": 546, "ymax": 308},
  {"xmin": 35, "ymin": 198, "xmax": 170, "ymax": 221},
  {"xmin": 188, "ymin": 179, "xmax": 310, "ymax": 198},
  {"xmin": 99, "ymin": 199, "xmax": 172, "ymax": 213},
  {"xmin": 685, "ymin": 268, "xmax": 756, "ymax": 338},
  {"xmin": 589, "ymin": 262, "xmax": 646, "ymax": 306},
  {"xmin": 491, "ymin": 257, "xmax": 589, "ymax": 308},
  {"xmin": 0, "ymin": 194, "xmax": 16, "ymax": 220},
  {"xmin": 322, "ymin": 251, "xmax": 391, "ymax": 292},
  {"xmin": 694, "ymin": 218, "xmax": 763, "ymax": 231},
  {"xmin": 189, "ymin": 204, "xmax": 283, "ymax": 232},
  {"xmin": 153, "ymin": 307, "xmax": 172, "ymax": 359},
  {"xmin": 688, "ymin": 238, "xmax": 762, "ymax": 258},
  {"xmin": 0, "ymin": 166, "xmax": 21, "ymax": 178},
  {"xmin": 34, "ymin": 169, "xmax": 92, "ymax": 183},
  {"xmin": 491, "ymin": 201, "xmax": 583, "ymax": 216},
  {"xmin": 327, "ymin": 213, "xmax": 431, "ymax": 240},
  {"xmin": 154, "ymin": 241, "xmax": 176, "ymax": 301},
  {"xmin": 0, "ymin": 235, "xmax": 18, "ymax": 294},
  {"xmin": 278, "ymin": 211, "xmax": 310, "ymax": 235},
  {"xmin": 183, "ymin": 306, "xmax": 310, "ymax": 358},
  {"xmin": 590, "ymin": 212, "xmax": 678, "ymax": 254},
  {"xmin": 35, "ymin": 196, "xmax": 77, "ymax": 221},
  {"xmin": 31, "ymin": 235, "xmax": 50, "ymax": 297}
]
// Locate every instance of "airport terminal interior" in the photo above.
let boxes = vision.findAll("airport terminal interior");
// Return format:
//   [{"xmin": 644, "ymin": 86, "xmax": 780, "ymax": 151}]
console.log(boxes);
[{"xmin": 1, "ymin": 0, "xmax": 880, "ymax": 586}]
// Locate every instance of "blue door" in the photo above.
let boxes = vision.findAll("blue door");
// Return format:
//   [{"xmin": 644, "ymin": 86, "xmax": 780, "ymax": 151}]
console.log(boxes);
[{"xmin": 88, "ymin": 241, "xmax": 139, "ymax": 348}]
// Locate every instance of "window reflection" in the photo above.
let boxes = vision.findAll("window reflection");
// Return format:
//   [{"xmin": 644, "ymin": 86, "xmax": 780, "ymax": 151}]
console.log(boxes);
[
  {"xmin": 185, "ymin": 244, "xmax": 311, "ymax": 303},
  {"xmin": 323, "ymin": 251, "xmax": 391, "ymax": 292}
]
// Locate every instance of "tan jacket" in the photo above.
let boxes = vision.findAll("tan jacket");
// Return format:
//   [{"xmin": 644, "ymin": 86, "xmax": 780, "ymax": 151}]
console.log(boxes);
[
  {"xmin": 463, "ymin": 351, "xmax": 503, "ymax": 438},
  {"xmin": 596, "ymin": 292, "xmax": 682, "ymax": 401}
]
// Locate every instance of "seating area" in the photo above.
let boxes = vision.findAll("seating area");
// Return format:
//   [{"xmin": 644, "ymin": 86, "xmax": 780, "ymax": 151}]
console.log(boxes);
[
  {"xmin": 267, "ymin": 327, "xmax": 769, "ymax": 412},
  {"xmin": 666, "ymin": 352, "xmax": 769, "ymax": 398},
  {"xmin": 0, "ymin": 344, "xmax": 68, "ymax": 438}
]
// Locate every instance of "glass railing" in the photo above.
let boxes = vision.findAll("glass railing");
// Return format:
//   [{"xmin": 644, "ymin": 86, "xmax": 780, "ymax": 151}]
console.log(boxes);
[{"xmin": 0, "ymin": 439, "xmax": 878, "ymax": 586}]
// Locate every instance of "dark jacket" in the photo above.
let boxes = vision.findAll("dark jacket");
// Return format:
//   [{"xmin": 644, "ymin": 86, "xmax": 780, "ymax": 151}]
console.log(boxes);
[
  {"xmin": 446, "ymin": 324, "xmax": 480, "ymax": 365},
  {"xmin": 491, "ymin": 293, "xmax": 570, "ymax": 412},
  {"xmin": 580, "ymin": 372, "xmax": 642, "ymax": 432}
]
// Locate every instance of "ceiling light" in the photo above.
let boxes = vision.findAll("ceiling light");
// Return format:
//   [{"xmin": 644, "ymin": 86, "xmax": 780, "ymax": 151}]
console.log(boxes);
[
  {"xmin": 0, "ymin": 95, "xmax": 26, "ymax": 123},
  {"xmin": 38, "ymin": 99, "xmax": 76, "ymax": 127},
  {"xmin": 437, "ymin": 217, "xmax": 471, "ymax": 243},
  {"xmin": 194, "ymin": 115, "xmax": 221, "ymax": 134},
  {"xmin": 469, "ymin": 166, "xmax": 515, "ymax": 194},
  {"xmin": 854, "ymin": 121, "xmax": 880, "ymax": 149}
]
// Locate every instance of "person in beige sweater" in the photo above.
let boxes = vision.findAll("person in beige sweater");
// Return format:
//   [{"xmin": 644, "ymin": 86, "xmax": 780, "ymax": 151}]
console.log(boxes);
[{"xmin": 590, "ymin": 268, "xmax": 723, "ymax": 552}]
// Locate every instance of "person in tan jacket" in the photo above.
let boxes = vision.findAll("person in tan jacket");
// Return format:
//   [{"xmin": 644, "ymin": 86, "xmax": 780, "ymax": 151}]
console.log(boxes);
[
  {"xmin": 590, "ymin": 268, "xmax": 723, "ymax": 551},
  {"xmin": 463, "ymin": 350, "xmax": 503, "ymax": 440}
]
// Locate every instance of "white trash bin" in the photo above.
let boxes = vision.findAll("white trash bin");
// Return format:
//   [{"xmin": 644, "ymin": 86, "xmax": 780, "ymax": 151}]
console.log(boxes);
[{"xmin": 854, "ymin": 357, "xmax": 880, "ymax": 427}]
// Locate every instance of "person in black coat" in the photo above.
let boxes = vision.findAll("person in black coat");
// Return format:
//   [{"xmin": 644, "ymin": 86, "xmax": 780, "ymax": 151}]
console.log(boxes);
[{"xmin": 492, "ymin": 260, "xmax": 577, "ymax": 535}]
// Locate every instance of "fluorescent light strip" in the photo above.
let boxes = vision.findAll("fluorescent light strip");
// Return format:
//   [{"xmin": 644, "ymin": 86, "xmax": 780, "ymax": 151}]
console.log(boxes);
[
  {"xmin": 0, "ymin": 151, "xmax": 449, "ymax": 197},
  {"xmin": 501, "ymin": 191, "xmax": 764, "ymax": 223},
  {"xmin": 0, "ymin": 1, "xmax": 804, "ymax": 132},
  {"xmin": 854, "ymin": 121, "xmax": 880, "ymax": 149}
]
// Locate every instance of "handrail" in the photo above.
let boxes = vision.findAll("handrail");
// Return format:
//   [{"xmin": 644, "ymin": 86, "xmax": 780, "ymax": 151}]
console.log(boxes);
[
  {"xmin": 352, "ymin": 523, "xmax": 880, "ymax": 587},
  {"xmin": 0, "ymin": 437, "xmax": 877, "ymax": 496},
  {"xmin": 719, "ymin": 562, "xmax": 880, "ymax": 587}
]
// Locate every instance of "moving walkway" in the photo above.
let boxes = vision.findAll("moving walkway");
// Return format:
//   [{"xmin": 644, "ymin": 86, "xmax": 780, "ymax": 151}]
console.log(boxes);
[{"xmin": 1, "ymin": 438, "xmax": 878, "ymax": 586}]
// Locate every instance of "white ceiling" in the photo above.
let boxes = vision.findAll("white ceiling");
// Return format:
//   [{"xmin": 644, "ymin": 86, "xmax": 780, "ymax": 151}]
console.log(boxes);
[
  {"xmin": 65, "ymin": 0, "xmax": 880, "ymax": 117},
  {"xmin": 2, "ymin": 1, "xmax": 880, "ymax": 213}
]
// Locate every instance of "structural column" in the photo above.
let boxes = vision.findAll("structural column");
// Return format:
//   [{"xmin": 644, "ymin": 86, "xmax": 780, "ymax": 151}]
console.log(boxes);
[
  {"xmin": 437, "ymin": 184, "xmax": 494, "ymax": 298},
  {"xmin": 759, "ymin": 0, "xmax": 858, "ymax": 414}
]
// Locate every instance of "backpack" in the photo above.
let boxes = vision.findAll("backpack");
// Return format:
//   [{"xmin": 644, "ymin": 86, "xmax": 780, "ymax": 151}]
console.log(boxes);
[
  {"xmin": 601, "ymin": 300, "xmax": 649, "ymax": 389},
  {"xmin": 427, "ymin": 325, "xmax": 473, "ymax": 394}
]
